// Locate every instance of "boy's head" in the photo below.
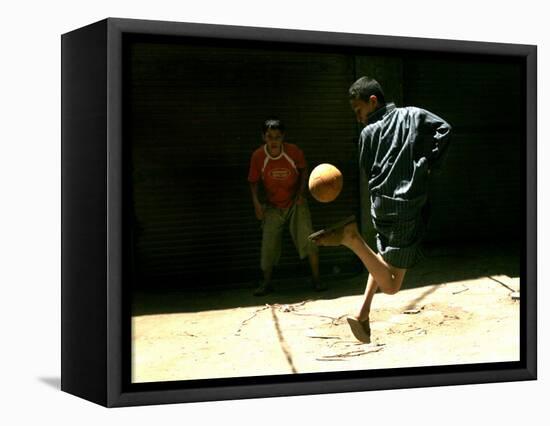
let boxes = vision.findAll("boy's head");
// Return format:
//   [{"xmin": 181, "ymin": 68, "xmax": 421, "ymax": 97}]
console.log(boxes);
[
  {"xmin": 262, "ymin": 119, "xmax": 285, "ymax": 156},
  {"xmin": 348, "ymin": 76, "xmax": 386, "ymax": 125}
]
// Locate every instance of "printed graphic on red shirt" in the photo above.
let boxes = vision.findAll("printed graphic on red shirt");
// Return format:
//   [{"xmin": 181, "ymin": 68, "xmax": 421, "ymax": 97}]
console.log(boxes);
[
  {"xmin": 248, "ymin": 143, "xmax": 306, "ymax": 209},
  {"xmin": 270, "ymin": 168, "xmax": 292, "ymax": 180}
]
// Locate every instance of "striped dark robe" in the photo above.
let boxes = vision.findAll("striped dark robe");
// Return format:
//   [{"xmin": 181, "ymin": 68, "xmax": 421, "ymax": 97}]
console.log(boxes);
[{"xmin": 359, "ymin": 102, "xmax": 452, "ymax": 268}]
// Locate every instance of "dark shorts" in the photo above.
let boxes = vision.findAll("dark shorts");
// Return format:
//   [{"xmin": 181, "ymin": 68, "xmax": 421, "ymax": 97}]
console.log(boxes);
[{"xmin": 371, "ymin": 194, "xmax": 430, "ymax": 269}]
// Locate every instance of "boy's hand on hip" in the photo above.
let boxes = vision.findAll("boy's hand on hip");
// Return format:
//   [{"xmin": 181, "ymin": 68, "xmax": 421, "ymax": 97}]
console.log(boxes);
[{"xmin": 254, "ymin": 204, "xmax": 264, "ymax": 220}]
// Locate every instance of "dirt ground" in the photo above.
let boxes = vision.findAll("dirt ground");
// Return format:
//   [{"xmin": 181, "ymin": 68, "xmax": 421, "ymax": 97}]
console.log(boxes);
[{"xmin": 131, "ymin": 245, "xmax": 520, "ymax": 383}]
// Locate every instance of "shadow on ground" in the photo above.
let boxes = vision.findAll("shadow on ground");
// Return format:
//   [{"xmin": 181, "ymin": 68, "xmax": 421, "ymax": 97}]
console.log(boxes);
[
  {"xmin": 132, "ymin": 242, "xmax": 520, "ymax": 316},
  {"xmin": 38, "ymin": 377, "xmax": 61, "ymax": 390}
]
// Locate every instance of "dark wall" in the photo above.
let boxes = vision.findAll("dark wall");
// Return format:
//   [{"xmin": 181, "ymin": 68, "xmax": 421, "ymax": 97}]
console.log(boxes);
[
  {"xmin": 402, "ymin": 57, "xmax": 523, "ymax": 243},
  {"xmin": 127, "ymin": 40, "xmax": 361, "ymax": 286}
]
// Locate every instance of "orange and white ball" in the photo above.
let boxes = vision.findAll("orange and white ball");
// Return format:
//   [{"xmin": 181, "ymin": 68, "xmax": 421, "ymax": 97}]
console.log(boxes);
[{"xmin": 308, "ymin": 163, "xmax": 343, "ymax": 203}]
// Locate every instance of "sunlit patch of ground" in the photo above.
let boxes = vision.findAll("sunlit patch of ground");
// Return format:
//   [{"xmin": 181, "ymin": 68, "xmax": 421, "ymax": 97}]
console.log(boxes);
[{"xmin": 132, "ymin": 248, "xmax": 520, "ymax": 383}]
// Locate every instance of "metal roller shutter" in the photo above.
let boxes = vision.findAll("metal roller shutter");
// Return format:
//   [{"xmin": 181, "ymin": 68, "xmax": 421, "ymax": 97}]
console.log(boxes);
[{"xmin": 127, "ymin": 40, "xmax": 362, "ymax": 287}]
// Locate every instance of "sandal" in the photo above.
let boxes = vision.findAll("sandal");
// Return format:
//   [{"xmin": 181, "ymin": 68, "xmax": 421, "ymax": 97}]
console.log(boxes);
[
  {"xmin": 253, "ymin": 281, "xmax": 273, "ymax": 296},
  {"xmin": 346, "ymin": 316, "xmax": 371, "ymax": 343},
  {"xmin": 312, "ymin": 279, "xmax": 327, "ymax": 292},
  {"xmin": 308, "ymin": 215, "xmax": 356, "ymax": 240}
]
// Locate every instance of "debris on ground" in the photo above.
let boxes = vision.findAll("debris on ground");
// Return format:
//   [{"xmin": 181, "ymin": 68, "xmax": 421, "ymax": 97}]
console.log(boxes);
[
  {"xmin": 234, "ymin": 300, "xmax": 323, "ymax": 335},
  {"xmin": 305, "ymin": 332, "xmax": 341, "ymax": 339},
  {"xmin": 403, "ymin": 308, "xmax": 422, "ymax": 314},
  {"xmin": 316, "ymin": 344, "xmax": 385, "ymax": 361},
  {"xmin": 452, "ymin": 286, "xmax": 469, "ymax": 295}
]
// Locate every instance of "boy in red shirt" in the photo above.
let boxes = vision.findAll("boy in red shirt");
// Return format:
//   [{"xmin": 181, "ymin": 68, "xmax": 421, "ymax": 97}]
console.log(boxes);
[{"xmin": 248, "ymin": 119, "xmax": 323, "ymax": 296}]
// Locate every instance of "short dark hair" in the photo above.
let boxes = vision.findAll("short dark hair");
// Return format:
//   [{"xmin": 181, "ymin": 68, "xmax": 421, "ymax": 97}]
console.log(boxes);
[
  {"xmin": 262, "ymin": 118, "xmax": 285, "ymax": 134},
  {"xmin": 349, "ymin": 76, "xmax": 386, "ymax": 105}
]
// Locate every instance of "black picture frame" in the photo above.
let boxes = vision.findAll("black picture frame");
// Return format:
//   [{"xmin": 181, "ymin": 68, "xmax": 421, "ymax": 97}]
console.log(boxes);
[{"xmin": 61, "ymin": 17, "xmax": 537, "ymax": 407}]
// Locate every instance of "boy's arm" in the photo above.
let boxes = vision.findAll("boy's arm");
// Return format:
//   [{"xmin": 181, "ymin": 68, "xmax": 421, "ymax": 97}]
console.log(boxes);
[
  {"xmin": 292, "ymin": 145, "xmax": 308, "ymax": 205},
  {"xmin": 358, "ymin": 129, "xmax": 372, "ymax": 175},
  {"xmin": 249, "ymin": 181, "xmax": 264, "ymax": 220},
  {"xmin": 295, "ymin": 166, "xmax": 308, "ymax": 205},
  {"xmin": 422, "ymin": 109, "xmax": 452, "ymax": 173},
  {"xmin": 248, "ymin": 151, "xmax": 264, "ymax": 220}
]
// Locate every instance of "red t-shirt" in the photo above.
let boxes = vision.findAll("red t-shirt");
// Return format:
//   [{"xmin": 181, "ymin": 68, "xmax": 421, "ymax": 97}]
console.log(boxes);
[{"xmin": 248, "ymin": 143, "xmax": 306, "ymax": 209}]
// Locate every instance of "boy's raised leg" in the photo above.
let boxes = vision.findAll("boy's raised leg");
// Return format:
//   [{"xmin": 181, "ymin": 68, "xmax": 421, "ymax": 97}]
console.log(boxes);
[{"xmin": 314, "ymin": 221, "xmax": 406, "ymax": 294}]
